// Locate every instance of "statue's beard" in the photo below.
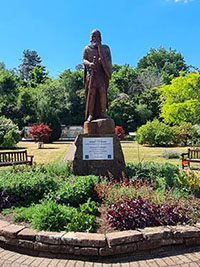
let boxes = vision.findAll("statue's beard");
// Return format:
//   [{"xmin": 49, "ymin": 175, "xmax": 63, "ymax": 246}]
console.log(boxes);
[{"xmin": 91, "ymin": 41, "xmax": 101, "ymax": 47}]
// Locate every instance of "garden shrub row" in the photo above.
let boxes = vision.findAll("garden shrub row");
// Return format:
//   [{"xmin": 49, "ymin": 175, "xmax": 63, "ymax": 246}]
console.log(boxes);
[
  {"xmin": 136, "ymin": 120, "xmax": 200, "ymax": 147},
  {"xmin": 1, "ymin": 161, "xmax": 200, "ymax": 233},
  {"xmin": 0, "ymin": 163, "xmax": 99, "ymax": 232}
]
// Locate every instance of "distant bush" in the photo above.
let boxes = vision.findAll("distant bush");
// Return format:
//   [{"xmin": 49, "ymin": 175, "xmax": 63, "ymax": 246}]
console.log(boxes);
[
  {"xmin": 191, "ymin": 124, "xmax": 200, "ymax": 147},
  {"xmin": 29, "ymin": 123, "xmax": 52, "ymax": 143},
  {"xmin": 115, "ymin": 126, "xmax": 125, "ymax": 140},
  {"xmin": 0, "ymin": 116, "xmax": 21, "ymax": 148},
  {"xmin": 136, "ymin": 119, "xmax": 176, "ymax": 146},
  {"xmin": 162, "ymin": 151, "xmax": 180, "ymax": 159},
  {"xmin": 173, "ymin": 122, "xmax": 192, "ymax": 146}
]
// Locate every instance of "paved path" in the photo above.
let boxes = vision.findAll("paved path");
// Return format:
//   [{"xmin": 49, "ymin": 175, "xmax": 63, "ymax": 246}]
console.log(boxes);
[{"xmin": 1, "ymin": 245, "xmax": 200, "ymax": 267}]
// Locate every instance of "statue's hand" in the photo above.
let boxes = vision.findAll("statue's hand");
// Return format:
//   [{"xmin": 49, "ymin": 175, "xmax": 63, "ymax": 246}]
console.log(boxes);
[
  {"xmin": 98, "ymin": 57, "xmax": 102, "ymax": 64},
  {"xmin": 89, "ymin": 62, "xmax": 96, "ymax": 69}
]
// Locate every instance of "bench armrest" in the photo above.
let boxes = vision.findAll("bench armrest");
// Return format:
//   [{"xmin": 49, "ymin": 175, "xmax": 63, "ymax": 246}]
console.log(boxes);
[
  {"xmin": 27, "ymin": 154, "xmax": 34, "ymax": 165},
  {"xmin": 181, "ymin": 152, "xmax": 189, "ymax": 160}
]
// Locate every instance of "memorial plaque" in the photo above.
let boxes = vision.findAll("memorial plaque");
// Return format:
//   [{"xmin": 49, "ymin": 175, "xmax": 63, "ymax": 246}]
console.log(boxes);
[{"xmin": 83, "ymin": 137, "xmax": 113, "ymax": 160}]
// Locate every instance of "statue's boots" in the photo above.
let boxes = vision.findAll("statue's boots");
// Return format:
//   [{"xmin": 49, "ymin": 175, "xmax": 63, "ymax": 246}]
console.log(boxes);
[
  {"xmin": 101, "ymin": 111, "xmax": 110, "ymax": 119},
  {"xmin": 87, "ymin": 114, "xmax": 93, "ymax": 122}
]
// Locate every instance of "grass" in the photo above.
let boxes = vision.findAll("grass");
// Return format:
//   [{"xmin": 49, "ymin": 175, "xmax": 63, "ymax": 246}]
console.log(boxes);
[
  {"xmin": 1, "ymin": 141, "xmax": 71, "ymax": 165},
  {"xmin": 121, "ymin": 141, "xmax": 189, "ymax": 168},
  {"xmin": 0, "ymin": 140, "xmax": 194, "ymax": 168}
]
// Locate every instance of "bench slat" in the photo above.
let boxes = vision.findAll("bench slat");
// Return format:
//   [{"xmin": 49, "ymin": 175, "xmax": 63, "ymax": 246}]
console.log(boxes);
[{"xmin": 0, "ymin": 150, "xmax": 33, "ymax": 167}]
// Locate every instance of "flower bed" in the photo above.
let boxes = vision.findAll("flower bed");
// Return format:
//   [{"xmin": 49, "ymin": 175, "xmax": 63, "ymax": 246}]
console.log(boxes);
[{"xmin": 1, "ymin": 162, "xmax": 200, "ymax": 234}]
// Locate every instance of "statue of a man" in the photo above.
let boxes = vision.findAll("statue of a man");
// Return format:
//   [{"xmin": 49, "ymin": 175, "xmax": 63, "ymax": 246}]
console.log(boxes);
[{"xmin": 83, "ymin": 30, "xmax": 112, "ymax": 122}]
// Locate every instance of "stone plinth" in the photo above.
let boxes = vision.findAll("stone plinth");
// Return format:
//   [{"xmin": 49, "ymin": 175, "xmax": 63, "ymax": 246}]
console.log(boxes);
[
  {"xmin": 71, "ymin": 133, "xmax": 126, "ymax": 179},
  {"xmin": 84, "ymin": 118, "xmax": 115, "ymax": 134}
]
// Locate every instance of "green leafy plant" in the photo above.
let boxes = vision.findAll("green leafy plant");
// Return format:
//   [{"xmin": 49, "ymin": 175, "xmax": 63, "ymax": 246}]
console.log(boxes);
[
  {"xmin": 162, "ymin": 151, "xmax": 180, "ymax": 159},
  {"xmin": 44, "ymin": 161, "xmax": 73, "ymax": 178},
  {"xmin": 0, "ymin": 116, "xmax": 21, "ymax": 148},
  {"xmin": 136, "ymin": 119, "xmax": 176, "ymax": 146},
  {"xmin": 0, "ymin": 170, "xmax": 58, "ymax": 208},
  {"xmin": 126, "ymin": 162, "xmax": 179, "ymax": 188},
  {"xmin": 30, "ymin": 198, "xmax": 76, "ymax": 231},
  {"xmin": 177, "ymin": 170, "xmax": 200, "ymax": 193},
  {"xmin": 56, "ymin": 175, "xmax": 99, "ymax": 207}
]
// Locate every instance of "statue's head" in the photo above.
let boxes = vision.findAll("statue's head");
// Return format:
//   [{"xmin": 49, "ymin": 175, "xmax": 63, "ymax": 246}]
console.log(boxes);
[{"xmin": 90, "ymin": 29, "xmax": 101, "ymax": 47}]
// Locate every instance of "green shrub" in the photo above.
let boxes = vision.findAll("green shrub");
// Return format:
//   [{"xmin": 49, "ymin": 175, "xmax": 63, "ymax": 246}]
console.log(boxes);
[
  {"xmin": 126, "ymin": 162, "xmax": 180, "ymax": 188},
  {"xmin": 7, "ymin": 197, "xmax": 98, "ymax": 232},
  {"xmin": 173, "ymin": 122, "xmax": 192, "ymax": 146},
  {"xmin": 0, "ymin": 116, "xmax": 21, "ymax": 148},
  {"xmin": 56, "ymin": 175, "xmax": 99, "ymax": 207},
  {"xmin": 65, "ymin": 198, "xmax": 98, "ymax": 233},
  {"xmin": 162, "ymin": 151, "xmax": 180, "ymax": 159},
  {"xmin": 44, "ymin": 161, "xmax": 73, "ymax": 178},
  {"xmin": 0, "ymin": 170, "xmax": 58, "ymax": 207},
  {"xmin": 30, "ymin": 199, "xmax": 76, "ymax": 231},
  {"xmin": 177, "ymin": 170, "xmax": 200, "ymax": 193},
  {"xmin": 136, "ymin": 119, "xmax": 176, "ymax": 146},
  {"xmin": 65, "ymin": 212, "xmax": 97, "ymax": 233},
  {"xmin": 192, "ymin": 124, "xmax": 200, "ymax": 147}
]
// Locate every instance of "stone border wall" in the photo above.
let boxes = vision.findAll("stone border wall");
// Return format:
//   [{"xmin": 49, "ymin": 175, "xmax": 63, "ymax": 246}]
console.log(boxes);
[{"xmin": 1, "ymin": 220, "xmax": 200, "ymax": 259}]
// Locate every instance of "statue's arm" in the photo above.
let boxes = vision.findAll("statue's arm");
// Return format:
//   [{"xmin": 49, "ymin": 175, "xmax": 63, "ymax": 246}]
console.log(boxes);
[{"xmin": 82, "ymin": 47, "xmax": 95, "ymax": 68}]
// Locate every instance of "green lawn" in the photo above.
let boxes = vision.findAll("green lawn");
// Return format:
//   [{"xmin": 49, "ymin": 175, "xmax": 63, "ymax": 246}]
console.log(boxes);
[
  {"xmin": 121, "ymin": 141, "xmax": 188, "ymax": 167},
  {"xmin": 0, "ymin": 140, "xmax": 192, "ymax": 168}
]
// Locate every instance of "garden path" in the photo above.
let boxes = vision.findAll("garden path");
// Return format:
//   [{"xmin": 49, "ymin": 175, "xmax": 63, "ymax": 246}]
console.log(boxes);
[{"xmin": 1, "ymin": 245, "xmax": 200, "ymax": 266}]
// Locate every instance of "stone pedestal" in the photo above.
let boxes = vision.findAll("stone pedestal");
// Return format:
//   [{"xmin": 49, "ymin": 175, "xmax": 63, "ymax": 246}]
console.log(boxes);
[
  {"xmin": 65, "ymin": 133, "xmax": 126, "ymax": 179},
  {"xmin": 73, "ymin": 134, "xmax": 126, "ymax": 179},
  {"xmin": 64, "ymin": 118, "xmax": 126, "ymax": 179},
  {"xmin": 84, "ymin": 118, "xmax": 115, "ymax": 134}
]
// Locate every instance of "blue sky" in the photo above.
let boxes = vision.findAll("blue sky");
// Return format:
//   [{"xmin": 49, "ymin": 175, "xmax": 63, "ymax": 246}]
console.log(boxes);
[{"xmin": 0, "ymin": 0, "xmax": 199, "ymax": 78}]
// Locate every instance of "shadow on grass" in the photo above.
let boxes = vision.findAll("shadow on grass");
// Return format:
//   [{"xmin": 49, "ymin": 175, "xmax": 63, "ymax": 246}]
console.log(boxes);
[
  {"xmin": 38, "ymin": 147, "xmax": 58, "ymax": 150},
  {"xmin": 0, "ymin": 147, "xmax": 27, "ymax": 151}
]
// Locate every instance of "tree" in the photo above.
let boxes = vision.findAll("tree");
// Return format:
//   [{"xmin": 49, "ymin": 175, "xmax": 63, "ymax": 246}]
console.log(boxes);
[
  {"xmin": 17, "ymin": 86, "xmax": 37, "ymax": 128},
  {"xmin": 29, "ymin": 66, "xmax": 48, "ymax": 88},
  {"xmin": 0, "ymin": 62, "xmax": 5, "ymax": 71},
  {"xmin": 115, "ymin": 126, "xmax": 125, "ymax": 140},
  {"xmin": 29, "ymin": 123, "xmax": 52, "ymax": 148},
  {"xmin": 0, "ymin": 69, "xmax": 21, "ymax": 125},
  {"xmin": 19, "ymin": 49, "xmax": 42, "ymax": 81},
  {"xmin": 58, "ymin": 69, "xmax": 85, "ymax": 125},
  {"xmin": 136, "ymin": 47, "xmax": 188, "ymax": 84},
  {"xmin": 108, "ymin": 64, "xmax": 136, "ymax": 103},
  {"xmin": 38, "ymin": 106, "xmax": 61, "ymax": 142},
  {"xmin": 0, "ymin": 116, "xmax": 21, "ymax": 148},
  {"xmin": 159, "ymin": 72, "xmax": 200, "ymax": 125},
  {"xmin": 108, "ymin": 94, "xmax": 136, "ymax": 133}
]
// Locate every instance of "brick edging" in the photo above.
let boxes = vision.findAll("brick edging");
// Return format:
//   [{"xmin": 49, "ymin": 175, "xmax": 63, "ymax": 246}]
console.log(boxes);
[{"xmin": 1, "ymin": 220, "xmax": 200, "ymax": 258}]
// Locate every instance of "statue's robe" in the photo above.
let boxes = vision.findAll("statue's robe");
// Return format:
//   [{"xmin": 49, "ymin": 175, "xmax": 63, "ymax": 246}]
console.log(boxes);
[{"xmin": 83, "ymin": 44, "xmax": 112, "ymax": 120}]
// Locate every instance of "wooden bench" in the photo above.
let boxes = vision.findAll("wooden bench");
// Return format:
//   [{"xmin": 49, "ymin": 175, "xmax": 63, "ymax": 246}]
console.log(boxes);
[
  {"xmin": 0, "ymin": 150, "xmax": 34, "ymax": 167},
  {"xmin": 181, "ymin": 148, "xmax": 200, "ymax": 169}
]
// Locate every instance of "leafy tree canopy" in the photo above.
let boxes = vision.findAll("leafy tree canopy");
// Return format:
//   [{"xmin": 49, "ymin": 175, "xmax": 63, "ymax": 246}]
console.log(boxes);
[
  {"xmin": 159, "ymin": 72, "xmax": 200, "ymax": 125},
  {"xmin": 19, "ymin": 49, "xmax": 43, "ymax": 81},
  {"xmin": 136, "ymin": 46, "xmax": 188, "ymax": 84}
]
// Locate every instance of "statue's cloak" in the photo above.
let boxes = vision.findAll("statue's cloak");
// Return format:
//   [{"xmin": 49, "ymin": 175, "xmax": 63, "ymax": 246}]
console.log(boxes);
[{"xmin": 84, "ymin": 44, "xmax": 112, "ymax": 120}]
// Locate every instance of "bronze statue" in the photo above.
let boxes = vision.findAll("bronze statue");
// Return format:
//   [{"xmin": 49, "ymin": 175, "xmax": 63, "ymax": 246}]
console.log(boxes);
[{"xmin": 83, "ymin": 30, "xmax": 112, "ymax": 122}]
